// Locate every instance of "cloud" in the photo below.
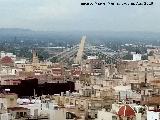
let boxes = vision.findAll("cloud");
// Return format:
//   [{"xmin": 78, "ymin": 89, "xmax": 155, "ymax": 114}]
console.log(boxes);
[{"xmin": 0, "ymin": 0, "xmax": 159, "ymax": 31}]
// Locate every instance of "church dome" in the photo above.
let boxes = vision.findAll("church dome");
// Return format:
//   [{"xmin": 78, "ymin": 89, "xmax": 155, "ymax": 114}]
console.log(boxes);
[{"xmin": 117, "ymin": 105, "xmax": 135, "ymax": 117}]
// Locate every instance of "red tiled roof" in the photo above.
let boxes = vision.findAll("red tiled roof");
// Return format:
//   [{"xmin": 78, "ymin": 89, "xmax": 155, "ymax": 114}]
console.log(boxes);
[
  {"xmin": 72, "ymin": 70, "xmax": 81, "ymax": 75},
  {"xmin": 117, "ymin": 105, "xmax": 135, "ymax": 117},
  {"xmin": 1, "ymin": 56, "xmax": 13, "ymax": 64},
  {"xmin": 141, "ymin": 96, "xmax": 160, "ymax": 105}
]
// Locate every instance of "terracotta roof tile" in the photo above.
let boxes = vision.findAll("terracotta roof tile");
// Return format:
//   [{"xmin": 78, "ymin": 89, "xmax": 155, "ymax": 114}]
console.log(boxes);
[
  {"xmin": 117, "ymin": 105, "xmax": 135, "ymax": 117},
  {"xmin": 1, "ymin": 56, "xmax": 13, "ymax": 64}
]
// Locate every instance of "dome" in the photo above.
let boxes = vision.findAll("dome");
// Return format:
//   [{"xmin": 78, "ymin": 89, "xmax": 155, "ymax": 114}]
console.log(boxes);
[{"xmin": 117, "ymin": 105, "xmax": 135, "ymax": 117}]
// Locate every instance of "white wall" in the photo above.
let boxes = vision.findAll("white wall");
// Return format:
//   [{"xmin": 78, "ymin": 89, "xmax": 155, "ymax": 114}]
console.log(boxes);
[
  {"xmin": 75, "ymin": 80, "xmax": 82, "ymax": 91},
  {"xmin": 0, "ymin": 98, "xmax": 7, "ymax": 109},
  {"xmin": 20, "ymin": 103, "xmax": 67, "ymax": 120},
  {"xmin": 96, "ymin": 109, "xmax": 117, "ymax": 120},
  {"xmin": 15, "ymin": 59, "xmax": 26, "ymax": 64},
  {"xmin": 87, "ymin": 56, "xmax": 98, "ymax": 60},
  {"xmin": 147, "ymin": 111, "xmax": 160, "ymax": 120},
  {"xmin": 0, "ymin": 113, "xmax": 12, "ymax": 120},
  {"xmin": 133, "ymin": 54, "xmax": 142, "ymax": 61}
]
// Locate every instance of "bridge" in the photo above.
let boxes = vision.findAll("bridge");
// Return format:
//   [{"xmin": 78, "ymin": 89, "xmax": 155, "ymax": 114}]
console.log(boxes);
[
  {"xmin": 45, "ymin": 36, "xmax": 122, "ymax": 64},
  {"xmin": 46, "ymin": 45, "xmax": 78, "ymax": 61},
  {"xmin": 75, "ymin": 36, "xmax": 86, "ymax": 64}
]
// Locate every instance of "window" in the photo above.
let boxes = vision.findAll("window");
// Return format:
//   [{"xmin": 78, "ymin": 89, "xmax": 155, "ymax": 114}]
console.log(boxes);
[
  {"xmin": 0, "ymin": 103, "xmax": 3, "ymax": 109},
  {"xmin": 112, "ymin": 116, "xmax": 117, "ymax": 120},
  {"xmin": 10, "ymin": 98, "xmax": 14, "ymax": 101},
  {"xmin": 16, "ymin": 112, "xmax": 20, "ymax": 118},
  {"xmin": 20, "ymin": 112, "xmax": 23, "ymax": 117},
  {"xmin": 95, "ymin": 114, "xmax": 97, "ymax": 118},
  {"xmin": 24, "ymin": 112, "xmax": 27, "ymax": 117},
  {"xmin": 66, "ymin": 112, "xmax": 72, "ymax": 119}
]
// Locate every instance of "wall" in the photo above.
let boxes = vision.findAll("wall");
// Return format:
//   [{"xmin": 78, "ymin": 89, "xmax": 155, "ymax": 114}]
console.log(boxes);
[
  {"xmin": 147, "ymin": 111, "xmax": 160, "ymax": 120},
  {"xmin": 96, "ymin": 109, "xmax": 117, "ymax": 120}
]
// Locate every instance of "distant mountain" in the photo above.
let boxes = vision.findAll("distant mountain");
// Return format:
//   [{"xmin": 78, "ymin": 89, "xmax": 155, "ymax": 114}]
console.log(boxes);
[
  {"xmin": 0, "ymin": 28, "xmax": 33, "ymax": 34},
  {"xmin": 0, "ymin": 28, "xmax": 159, "ymax": 45}
]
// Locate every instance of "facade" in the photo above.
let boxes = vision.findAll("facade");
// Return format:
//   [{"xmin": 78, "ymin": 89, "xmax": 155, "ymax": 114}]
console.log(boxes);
[
  {"xmin": 147, "ymin": 110, "xmax": 160, "ymax": 120},
  {"xmin": 133, "ymin": 53, "xmax": 142, "ymax": 61},
  {"xmin": 96, "ymin": 109, "xmax": 117, "ymax": 120},
  {"xmin": 7, "ymin": 107, "xmax": 30, "ymax": 119}
]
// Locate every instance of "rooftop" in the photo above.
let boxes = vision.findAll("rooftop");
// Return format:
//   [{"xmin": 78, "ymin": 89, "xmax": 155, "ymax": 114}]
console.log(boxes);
[{"xmin": 117, "ymin": 105, "xmax": 135, "ymax": 117}]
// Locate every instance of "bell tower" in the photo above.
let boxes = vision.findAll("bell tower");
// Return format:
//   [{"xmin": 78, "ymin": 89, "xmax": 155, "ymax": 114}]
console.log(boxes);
[{"xmin": 32, "ymin": 49, "xmax": 39, "ymax": 64}]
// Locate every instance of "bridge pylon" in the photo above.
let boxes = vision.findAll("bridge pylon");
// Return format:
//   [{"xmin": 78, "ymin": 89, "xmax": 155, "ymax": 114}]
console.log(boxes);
[{"xmin": 75, "ymin": 36, "xmax": 86, "ymax": 64}]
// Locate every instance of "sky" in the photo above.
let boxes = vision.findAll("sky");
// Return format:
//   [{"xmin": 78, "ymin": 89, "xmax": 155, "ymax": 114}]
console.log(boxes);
[{"xmin": 0, "ymin": 0, "xmax": 159, "ymax": 32}]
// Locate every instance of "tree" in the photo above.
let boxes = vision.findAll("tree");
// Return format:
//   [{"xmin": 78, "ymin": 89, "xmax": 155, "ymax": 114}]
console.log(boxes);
[
  {"xmin": 51, "ymin": 57, "xmax": 58, "ymax": 63},
  {"xmin": 122, "ymin": 53, "xmax": 132, "ymax": 60},
  {"xmin": 142, "ymin": 55, "xmax": 148, "ymax": 60},
  {"xmin": 148, "ymin": 51, "xmax": 154, "ymax": 56}
]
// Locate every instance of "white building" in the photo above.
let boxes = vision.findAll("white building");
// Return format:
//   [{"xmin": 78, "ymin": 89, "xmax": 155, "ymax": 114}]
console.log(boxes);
[
  {"xmin": 133, "ymin": 53, "xmax": 142, "ymax": 61},
  {"xmin": 19, "ymin": 99, "xmax": 76, "ymax": 120},
  {"xmin": 0, "ymin": 113, "xmax": 12, "ymax": 120},
  {"xmin": 147, "ymin": 110, "xmax": 160, "ymax": 120},
  {"xmin": 113, "ymin": 85, "xmax": 141, "ymax": 101},
  {"xmin": 15, "ymin": 59, "xmax": 26, "ymax": 64},
  {"xmin": 87, "ymin": 56, "xmax": 98, "ymax": 60},
  {"xmin": 75, "ymin": 80, "xmax": 82, "ymax": 91},
  {"xmin": 96, "ymin": 109, "xmax": 117, "ymax": 120},
  {"xmin": 0, "ymin": 95, "xmax": 15, "ymax": 120},
  {"xmin": 0, "ymin": 66, "xmax": 22, "ymax": 75}
]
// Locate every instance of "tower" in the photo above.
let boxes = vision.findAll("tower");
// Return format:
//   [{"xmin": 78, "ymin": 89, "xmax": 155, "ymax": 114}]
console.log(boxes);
[{"xmin": 32, "ymin": 49, "xmax": 39, "ymax": 64}]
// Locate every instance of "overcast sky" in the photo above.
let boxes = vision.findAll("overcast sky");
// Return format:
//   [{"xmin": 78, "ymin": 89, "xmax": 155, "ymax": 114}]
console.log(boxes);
[{"xmin": 0, "ymin": 0, "xmax": 159, "ymax": 32}]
